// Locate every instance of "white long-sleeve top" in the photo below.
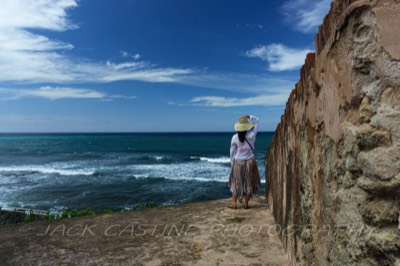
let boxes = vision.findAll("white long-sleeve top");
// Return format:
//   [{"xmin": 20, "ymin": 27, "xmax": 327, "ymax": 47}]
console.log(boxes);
[{"xmin": 230, "ymin": 115, "xmax": 259, "ymax": 165}]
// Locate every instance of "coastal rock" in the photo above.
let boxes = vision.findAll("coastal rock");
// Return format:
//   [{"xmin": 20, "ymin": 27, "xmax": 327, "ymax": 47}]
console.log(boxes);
[
  {"xmin": 372, "ymin": 86, "xmax": 400, "ymax": 142},
  {"xmin": 359, "ymin": 96, "xmax": 374, "ymax": 123},
  {"xmin": 358, "ymin": 145, "xmax": 400, "ymax": 180},
  {"xmin": 357, "ymin": 174, "xmax": 400, "ymax": 196},
  {"xmin": 366, "ymin": 229, "xmax": 400, "ymax": 265},
  {"xmin": 356, "ymin": 124, "xmax": 391, "ymax": 150},
  {"xmin": 266, "ymin": 0, "xmax": 400, "ymax": 265},
  {"xmin": 381, "ymin": 86, "xmax": 400, "ymax": 107},
  {"xmin": 338, "ymin": 171, "xmax": 358, "ymax": 188},
  {"xmin": 345, "ymin": 156, "xmax": 359, "ymax": 172},
  {"xmin": 361, "ymin": 199, "xmax": 400, "ymax": 226}
]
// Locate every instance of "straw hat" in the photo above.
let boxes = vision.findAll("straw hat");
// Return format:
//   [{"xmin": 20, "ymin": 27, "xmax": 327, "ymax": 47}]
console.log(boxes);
[{"xmin": 234, "ymin": 117, "xmax": 254, "ymax": 132}]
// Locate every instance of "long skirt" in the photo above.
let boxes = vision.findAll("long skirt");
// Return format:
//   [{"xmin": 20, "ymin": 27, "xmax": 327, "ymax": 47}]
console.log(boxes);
[{"xmin": 228, "ymin": 158, "xmax": 261, "ymax": 202}]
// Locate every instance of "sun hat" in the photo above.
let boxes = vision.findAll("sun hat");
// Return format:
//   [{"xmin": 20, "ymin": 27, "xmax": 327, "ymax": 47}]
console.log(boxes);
[{"xmin": 234, "ymin": 117, "xmax": 254, "ymax": 132}]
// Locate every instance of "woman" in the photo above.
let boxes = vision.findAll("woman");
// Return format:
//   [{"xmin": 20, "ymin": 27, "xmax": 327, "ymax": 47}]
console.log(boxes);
[{"xmin": 228, "ymin": 115, "xmax": 261, "ymax": 209}]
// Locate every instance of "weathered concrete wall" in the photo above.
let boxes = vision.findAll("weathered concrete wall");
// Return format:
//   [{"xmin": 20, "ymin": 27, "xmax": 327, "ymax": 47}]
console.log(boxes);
[{"xmin": 266, "ymin": 0, "xmax": 400, "ymax": 265}]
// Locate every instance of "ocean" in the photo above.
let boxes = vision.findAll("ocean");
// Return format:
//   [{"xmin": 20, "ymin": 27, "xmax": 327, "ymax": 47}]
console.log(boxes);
[{"xmin": 0, "ymin": 133, "xmax": 273, "ymax": 213}]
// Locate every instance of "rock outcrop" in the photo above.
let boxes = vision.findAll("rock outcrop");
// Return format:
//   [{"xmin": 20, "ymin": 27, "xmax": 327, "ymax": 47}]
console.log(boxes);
[{"xmin": 266, "ymin": 0, "xmax": 400, "ymax": 265}]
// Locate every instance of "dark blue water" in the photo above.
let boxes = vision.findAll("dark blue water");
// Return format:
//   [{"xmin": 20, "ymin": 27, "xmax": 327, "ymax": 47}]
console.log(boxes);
[{"xmin": 0, "ymin": 133, "xmax": 272, "ymax": 213}]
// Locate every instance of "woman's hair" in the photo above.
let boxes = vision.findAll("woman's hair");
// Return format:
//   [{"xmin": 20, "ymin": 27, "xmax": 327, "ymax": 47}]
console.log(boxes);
[{"xmin": 237, "ymin": 131, "xmax": 247, "ymax": 143}]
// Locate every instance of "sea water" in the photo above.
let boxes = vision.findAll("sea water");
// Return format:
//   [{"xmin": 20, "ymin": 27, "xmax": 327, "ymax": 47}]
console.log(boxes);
[{"xmin": 0, "ymin": 133, "xmax": 272, "ymax": 213}]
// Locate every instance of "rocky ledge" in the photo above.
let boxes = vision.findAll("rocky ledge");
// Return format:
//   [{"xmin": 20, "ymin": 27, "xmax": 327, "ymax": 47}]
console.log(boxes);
[{"xmin": 0, "ymin": 197, "xmax": 288, "ymax": 265}]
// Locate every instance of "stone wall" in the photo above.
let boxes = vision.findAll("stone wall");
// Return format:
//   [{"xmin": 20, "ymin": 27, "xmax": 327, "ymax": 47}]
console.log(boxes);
[{"xmin": 266, "ymin": 0, "xmax": 400, "ymax": 265}]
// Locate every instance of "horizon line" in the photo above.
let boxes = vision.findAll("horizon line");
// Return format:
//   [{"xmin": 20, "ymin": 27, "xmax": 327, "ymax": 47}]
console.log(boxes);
[{"xmin": 0, "ymin": 131, "xmax": 275, "ymax": 134}]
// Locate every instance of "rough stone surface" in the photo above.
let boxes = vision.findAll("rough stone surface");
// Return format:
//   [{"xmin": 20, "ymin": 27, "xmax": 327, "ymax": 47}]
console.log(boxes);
[
  {"xmin": 357, "ymin": 174, "xmax": 400, "ymax": 196},
  {"xmin": 361, "ymin": 199, "xmax": 400, "ymax": 226},
  {"xmin": 358, "ymin": 146, "xmax": 400, "ymax": 180},
  {"xmin": 356, "ymin": 124, "xmax": 391, "ymax": 150},
  {"xmin": 360, "ymin": 96, "xmax": 374, "ymax": 123},
  {"xmin": 366, "ymin": 228, "xmax": 400, "ymax": 265},
  {"xmin": 266, "ymin": 0, "xmax": 400, "ymax": 265}
]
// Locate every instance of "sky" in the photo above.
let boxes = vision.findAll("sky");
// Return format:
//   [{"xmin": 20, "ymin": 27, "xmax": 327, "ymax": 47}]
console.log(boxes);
[{"xmin": 0, "ymin": 0, "xmax": 332, "ymax": 132}]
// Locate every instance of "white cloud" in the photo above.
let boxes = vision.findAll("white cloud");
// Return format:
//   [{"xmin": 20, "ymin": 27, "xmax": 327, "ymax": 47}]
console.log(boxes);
[
  {"xmin": 0, "ymin": 87, "xmax": 104, "ymax": 100},
  {"xmin": 132, "ymin": 54, "xmax": 141, "ymax": 60},
  {"xmin": 190, "ymin": 93, "xmax": 289, "ymax": 107},
  {"xmin": 28, "ymin": 87, "xmax": 105, "ymax": 100},
  {"xmin": 245, "ymin": 43, "xmax": 312, "ymax": 71},
  {"xmin": 176, "ymin": 71, "xmax": 296, "ymax": 107},
  {"xmin": 177, "ymin": 72, "xmax": 296, "ymax": 94},
  {"xmin": 110, "ymin": 95, "xmax": 137, "ymax": 100},
  {"xmin": 101, "ymin": 68, "xmax": 193, "ymax": 83},
  {"xmin": 282, "ymin": 0, "xmax": 332, "ymax": 33},
  {"xmin": 170, "ymin": 72, "xmax": 295, "ymax": 107},
  {"xmin": 120, "ymin": 51, "xmax": 141, "ymax": 60},
  {"xmin": 0, "ymin": 86, "xmax": 135, "ymax": 101},
  {"xmin": 0, "ymin": 0, "xmax": 295, "ymax": 100},
  {"xmin": 0, "ymin": 28, "xmax": 74, "ymax": 51},
  {"xmin": 106, "ymin": 61, "xmax": 149, "ymax": 71},
  {"xmin": 0, "ymin": 0, "xmax": 78, "ymax": 31},
  {"xmin": 0, "ymin": 0, "xmax": 78, "ymax": 83},
  {"xmin": 0, "ymin": 0, "xmax": 192, "ymax": 84},
  {"xmin": 120, "ymin": 50, "xmax": 129, "ymax": 57}
]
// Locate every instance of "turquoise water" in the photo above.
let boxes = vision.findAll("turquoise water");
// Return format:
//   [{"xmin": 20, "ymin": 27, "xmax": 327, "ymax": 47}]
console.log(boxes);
[{"xmin": 0, "ymin": 133, "xmax": 272, "ymax": 212}]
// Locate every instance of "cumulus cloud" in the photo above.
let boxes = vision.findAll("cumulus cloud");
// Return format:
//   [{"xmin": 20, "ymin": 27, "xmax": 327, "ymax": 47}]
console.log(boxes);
[
  {"xmin": 245, "ymin": 43, "xmax": 312, "ymax": 71},
  {"xmin": 282, "ymin": 0, "xmax": 332, "ymax": 33}
]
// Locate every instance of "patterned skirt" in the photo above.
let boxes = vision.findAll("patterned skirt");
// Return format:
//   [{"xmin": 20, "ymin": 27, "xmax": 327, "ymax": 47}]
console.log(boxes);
[{"xmin": 228, "ymin": 158, "xmax": 261, "ymax": 202}]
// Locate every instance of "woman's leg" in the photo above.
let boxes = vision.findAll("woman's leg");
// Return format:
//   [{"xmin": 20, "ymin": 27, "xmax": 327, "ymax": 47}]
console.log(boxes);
[
  {"xmin": 243, "ymin": 194, "xmax": 251, "ymax": 209},
  {"xmin": 227, "ymin": 194, "xmax": 237, "ymax": 209},
  {"xmin": 243, "ymin": 158, "xmax": 260, "ymax": 209}
]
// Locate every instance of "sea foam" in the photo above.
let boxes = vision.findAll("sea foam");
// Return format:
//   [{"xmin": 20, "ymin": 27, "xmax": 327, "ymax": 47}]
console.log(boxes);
[
  {"xmin": 0, "ymin": 165, "xmax": 96, "ymax": 176},
  {"xmin": 190, "ymin": 156, "xmax": 231, "ymax": 164}
]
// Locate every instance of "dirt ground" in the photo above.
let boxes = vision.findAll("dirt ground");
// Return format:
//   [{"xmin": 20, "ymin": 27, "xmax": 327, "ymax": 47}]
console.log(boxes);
[{"xmin": 0, "ymin": 196, "xmax": 288, "ymax": 265}]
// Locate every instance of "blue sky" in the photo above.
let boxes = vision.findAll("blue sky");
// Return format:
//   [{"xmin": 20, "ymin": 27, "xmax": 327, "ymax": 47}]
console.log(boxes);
[{"xmin": 0, "ymin": 0, "xmax": 331, "ymax": 132}]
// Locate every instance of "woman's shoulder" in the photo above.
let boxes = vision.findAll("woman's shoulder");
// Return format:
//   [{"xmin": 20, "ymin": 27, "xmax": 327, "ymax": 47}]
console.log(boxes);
[{"xmin": 231, "ymin": 133, "xmax": 238, "ymax": 142}]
